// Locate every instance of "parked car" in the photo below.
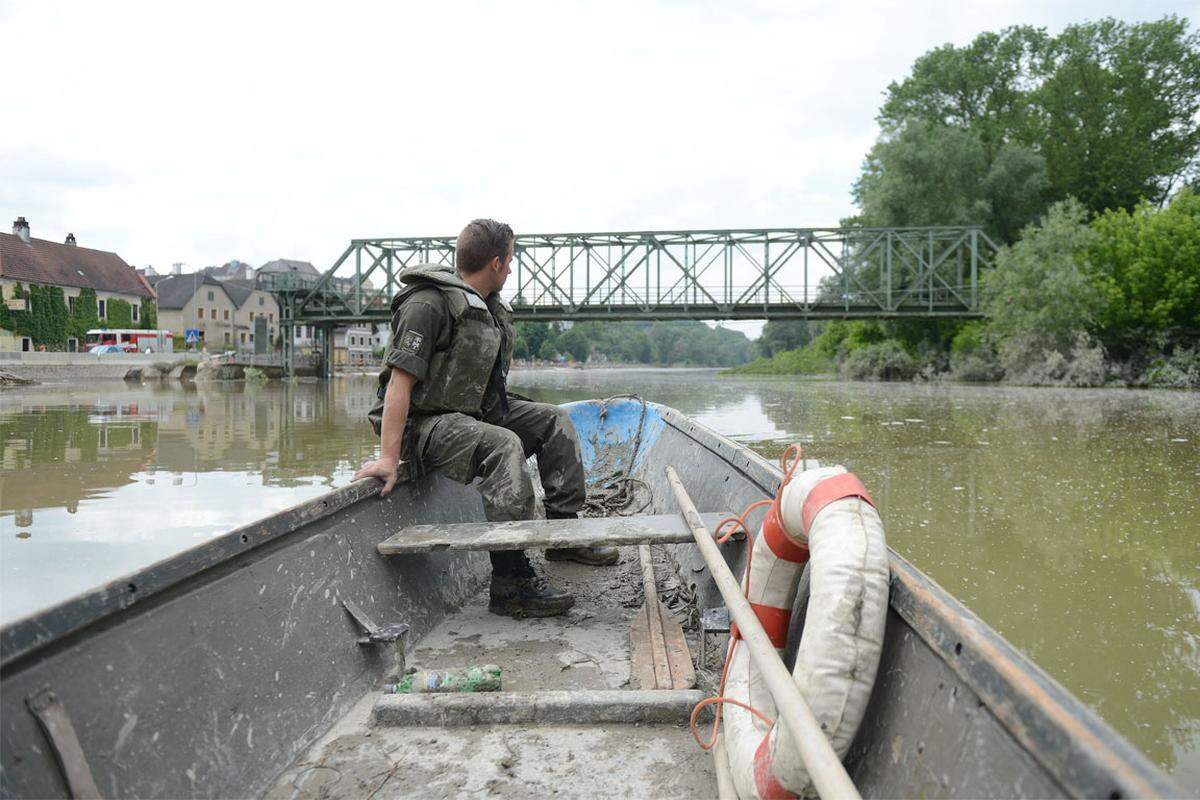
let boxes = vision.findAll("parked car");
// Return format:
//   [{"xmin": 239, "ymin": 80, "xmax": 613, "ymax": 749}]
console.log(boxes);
[{"xmin": 89, "ymin": 344, "xmax": 125, "ymax": 355}]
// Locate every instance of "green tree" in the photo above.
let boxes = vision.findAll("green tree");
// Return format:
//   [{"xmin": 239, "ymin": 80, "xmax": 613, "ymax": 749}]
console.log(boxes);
[
  {"xmin": 556, "ymin": 327, "xmax": 590, "ymax": 362},
  {"xmin": 756, "ymin": 319, "xmax": 812, "ymax": 358},
  {"xmin": 513, "ymin": 333, "xmax": 530, "ymax": 360},
  {"xmin": 620, "ymin": 330, "xmax": 653, "ymax": 363},
  {"xmin": 853, "ymin": 119, "xmax": 1048, "ymax": 244},
  {"xmin": 879, "ymin": 26, "xmax": 1048, "ymax": 160},
  {"xmin": 1034, "ymin": 17, "xmax": 1200, "ymax": 211},
  {"xmin": 537, "ymin": 339, "xmax": 558, "ymax": 361},
  {"xmin": 648, "ymin": 322, "xmax": 685, "ymax": 365},
  {"xmin": 1087, "ymin": 190, "xmax": 1200, "ymax": 349},
  {"xmin": 515, "ymin": 321, "xmax": 553, "ymax": 356},
  {"xmin": 981, "ymin": 199, "xmax": 1104, "ymax": 351},
  {"xmin": 878, "ymin": 17, "xmax": 1200, "ymax": 215}
]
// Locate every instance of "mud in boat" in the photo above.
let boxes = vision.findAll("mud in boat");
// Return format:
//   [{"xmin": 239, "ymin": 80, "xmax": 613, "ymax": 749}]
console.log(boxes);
[{"xmin": 0, "ymin": 399, "xmax": 1183, "ymax": 799}]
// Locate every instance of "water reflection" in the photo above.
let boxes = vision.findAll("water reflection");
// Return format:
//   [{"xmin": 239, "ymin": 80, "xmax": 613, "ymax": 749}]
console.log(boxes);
[
  {"xmin": 1, "ymin": 370, "xmax": 1197, "ymax": 788},
  {"xmin": 0, "ymin": 377, "xmax": 382, "ymax": 624}
]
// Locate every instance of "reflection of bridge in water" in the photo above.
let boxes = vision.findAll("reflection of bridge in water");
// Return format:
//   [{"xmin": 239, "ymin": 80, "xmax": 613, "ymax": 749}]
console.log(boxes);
[{"xmin": 268, "ymin": 226, "xmax": 998, "ymax": 372}]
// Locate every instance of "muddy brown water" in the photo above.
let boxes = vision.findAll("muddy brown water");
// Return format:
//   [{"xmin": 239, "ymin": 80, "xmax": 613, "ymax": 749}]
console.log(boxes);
[{"xmin": 2, "ymin": 369, "xmax": 1197, "ymax": 788}]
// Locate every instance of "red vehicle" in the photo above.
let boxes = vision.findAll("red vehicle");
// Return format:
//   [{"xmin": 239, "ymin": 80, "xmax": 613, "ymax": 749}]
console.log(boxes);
[{"xmin": 85, "ymin": 329, "xmax": 174, "ymax": 353}]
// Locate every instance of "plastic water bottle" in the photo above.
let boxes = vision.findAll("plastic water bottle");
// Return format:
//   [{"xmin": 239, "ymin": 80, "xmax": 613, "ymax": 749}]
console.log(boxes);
[{"xmin": 386, "ymin": 664, "xmax": 502, "ymax": 694}]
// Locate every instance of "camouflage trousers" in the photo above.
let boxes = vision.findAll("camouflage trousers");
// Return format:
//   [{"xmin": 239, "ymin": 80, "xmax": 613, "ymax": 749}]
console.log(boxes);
[
  {"xmin": 408, "ymin": 400, "xmax": 586, "ymax": 522},
  {"xmin": 407, "ymin": 400, "xmax": 586, "ymax": 578}
]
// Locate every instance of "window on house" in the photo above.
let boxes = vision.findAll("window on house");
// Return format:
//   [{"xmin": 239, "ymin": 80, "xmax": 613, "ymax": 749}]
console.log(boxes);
[
  {"xmin": 248, "ymin": 312, "xmax": 254, "ymax": 321},
  {"xmin": 224, "ymin": 309, "xmax": 229, "ymax": 321},
  {"xmin": 98, "ymin": 299, "xmax": 107, "ymax": 319},
  {"xmin": 268, "ymin": 313, "xmax": 274, "ymax": 323},
  {"xmin": 198, "ymin": 307, "xmax": 204, "ymax": 320},
  {"xmin": 208, "ymin": 290, "xmax": 214, "ymax": 301},
  {"xmin": 68, "ymin": 296, "xmax": 76, "ymax": 314},
  {"xmin": 131, "ymin": 304, "xmax": 139, "ymax": 322},
  {"xmin": 224, "ymin": 332, "xmax": 231, "ymax": 344},
  {"xmin": 258, "ymin": 296, "xmax": 264, "ymax": 306},
  {"xmin": 240, "ymin": 332, "xmax": 246, "ymax": 344}
]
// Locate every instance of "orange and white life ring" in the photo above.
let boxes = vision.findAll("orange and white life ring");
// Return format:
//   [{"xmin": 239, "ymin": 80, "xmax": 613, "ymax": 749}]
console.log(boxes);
[{"xmin": 722, "ymin": 465, "xmax": 890, "ymax": 799}]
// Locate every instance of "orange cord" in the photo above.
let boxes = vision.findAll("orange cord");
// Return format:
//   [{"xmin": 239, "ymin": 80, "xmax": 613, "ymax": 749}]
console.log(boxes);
[{"xmin": 690, "ymin": 444, "xmax": 805, "ymax": 750}]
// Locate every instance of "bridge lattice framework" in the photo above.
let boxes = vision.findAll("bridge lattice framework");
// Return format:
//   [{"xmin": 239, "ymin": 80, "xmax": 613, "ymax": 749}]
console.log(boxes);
[{"xmin": 271, "ymin": 226, "xmax": 999, "ymax": 371}]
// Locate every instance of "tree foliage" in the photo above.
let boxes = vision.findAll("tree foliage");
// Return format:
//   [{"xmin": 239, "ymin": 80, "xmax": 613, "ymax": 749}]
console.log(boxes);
[
  {"xmin": 756, "ymin": 319, "xmax": 812, "ymax": 358},
  {"xmin": 876, "ymin": 17, "xmax": 1200, "ymax": 215},
  {"xmin": 853, "ymin": 121, "xmax": 1047, "ymax": 243},
  {"xmin": 556, "ymin": 328, "xmax": 590, "ymax": 362},
  {"xmin": 514, "ymin": 319, "xmax": 753, "ymax": 367},
  {"xmin": 981, "ymin": 199, "xmax": 1104, "ymax": 351},
  {"xmin": 1086, "ymin": 189, "xmax": 1200, "ymax": 348}
]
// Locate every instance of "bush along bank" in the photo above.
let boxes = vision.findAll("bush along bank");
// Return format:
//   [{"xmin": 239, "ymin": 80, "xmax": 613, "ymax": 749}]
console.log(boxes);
[{"xmin": 729, "ymin": 193, "xmax": 1200, "ymax": 389}]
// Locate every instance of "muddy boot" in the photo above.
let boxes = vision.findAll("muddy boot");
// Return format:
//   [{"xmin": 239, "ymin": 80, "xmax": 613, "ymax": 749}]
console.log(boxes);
[
  {"xmin": 488, "ymin": 574, "xmax": 575, "ymax": 618},
  {"xmin": 544, "ymin": 510, "xmax": 620, "ymax": 566},
  {"xmin": 545, "ymin": 546, "xmax": 620, "ymax": 565}
]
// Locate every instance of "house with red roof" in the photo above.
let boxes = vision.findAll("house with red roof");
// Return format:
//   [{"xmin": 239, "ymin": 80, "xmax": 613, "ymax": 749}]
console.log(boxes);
[{"xmin": 0, "ymin": 217, "xmax": 156, "ymax": 351}]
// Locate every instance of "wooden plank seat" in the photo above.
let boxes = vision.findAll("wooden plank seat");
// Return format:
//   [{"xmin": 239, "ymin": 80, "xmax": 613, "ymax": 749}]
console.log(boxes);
[{"xmin": 377, "ymin": 512, "xmax": 731, "ymax": 555}]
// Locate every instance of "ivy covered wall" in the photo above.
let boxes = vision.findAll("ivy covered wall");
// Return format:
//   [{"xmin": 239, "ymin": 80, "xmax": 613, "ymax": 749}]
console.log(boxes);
[{"xmin": 0, "ymin": 282, "xmax": 156, "ymax": 348}]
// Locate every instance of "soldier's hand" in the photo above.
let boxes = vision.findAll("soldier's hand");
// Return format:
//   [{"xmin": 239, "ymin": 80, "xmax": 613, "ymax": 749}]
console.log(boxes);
[{"xmin": 354, "ymin": 458, "xmax": 401, "ymax": 497}]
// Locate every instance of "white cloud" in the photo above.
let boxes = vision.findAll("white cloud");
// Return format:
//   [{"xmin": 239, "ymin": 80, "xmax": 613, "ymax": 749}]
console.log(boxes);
[{"xmin": 2, "ymin": 0, "xmax": 1193, "ymax": 280}]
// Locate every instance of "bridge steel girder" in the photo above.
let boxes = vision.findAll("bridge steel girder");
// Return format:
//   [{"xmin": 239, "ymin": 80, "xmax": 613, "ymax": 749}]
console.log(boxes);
[{"xmin": 270, "ymin": 227, "xmax": 997, "ymax": 333}]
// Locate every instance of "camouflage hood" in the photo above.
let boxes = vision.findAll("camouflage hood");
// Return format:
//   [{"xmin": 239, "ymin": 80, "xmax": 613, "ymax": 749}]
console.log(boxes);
[{"xmin": 392, "ymin": 264, "xmax": 484, "ymax": 311}]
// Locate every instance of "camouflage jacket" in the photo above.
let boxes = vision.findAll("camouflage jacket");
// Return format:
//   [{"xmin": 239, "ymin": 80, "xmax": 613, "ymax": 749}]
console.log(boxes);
[{"xmin": 374, "ymin": 264, "xmax": 514, "ymax": 422}]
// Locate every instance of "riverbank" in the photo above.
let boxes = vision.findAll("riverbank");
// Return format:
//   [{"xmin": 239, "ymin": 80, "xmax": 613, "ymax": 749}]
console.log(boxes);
[{"xmin": 0, "ymin": 351, "xmax": 199, "ymax": 383}]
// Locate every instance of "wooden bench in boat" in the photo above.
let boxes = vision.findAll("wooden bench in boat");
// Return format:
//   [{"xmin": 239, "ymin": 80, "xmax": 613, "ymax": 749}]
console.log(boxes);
[{"xmin": 376, "ymin": 511, "xmax": 731, "ymax": 554}]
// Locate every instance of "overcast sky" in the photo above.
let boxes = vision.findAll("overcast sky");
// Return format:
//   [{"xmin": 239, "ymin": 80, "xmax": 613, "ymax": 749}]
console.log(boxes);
[{"xmin": 2, "ymin": 0, "xmax": 1194, "ymax": 330}]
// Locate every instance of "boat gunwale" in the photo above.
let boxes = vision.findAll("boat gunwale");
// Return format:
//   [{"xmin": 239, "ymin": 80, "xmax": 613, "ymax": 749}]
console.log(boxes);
[{"xmin": 654, "ymin": 404, "xmax": 1182, "ymax": 799}]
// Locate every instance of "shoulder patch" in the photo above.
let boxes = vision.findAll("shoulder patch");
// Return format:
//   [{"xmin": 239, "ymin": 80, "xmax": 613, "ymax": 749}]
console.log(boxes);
[
  {"xmin": 465, "ymin": 292, "xmax": 489, "ymax": 311},
  {"xmin": 399, "ymin": 330, "xmax": 424, "ymax": 353},
  {"xmin": 498, "ymin": 298, "xmax": 513, "ymax": 312}
]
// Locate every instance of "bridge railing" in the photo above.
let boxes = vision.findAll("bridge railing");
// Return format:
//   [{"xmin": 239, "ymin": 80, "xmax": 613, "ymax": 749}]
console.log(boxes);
[{"xmin": 274, "ymin": 227, "xmax": 998, "ymax": 323}]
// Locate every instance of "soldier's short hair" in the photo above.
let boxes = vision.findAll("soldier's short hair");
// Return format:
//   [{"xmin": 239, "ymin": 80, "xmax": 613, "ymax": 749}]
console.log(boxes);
[{"xmin": 457, "ymin": 219, "xmax": 515, "ymax": 274}]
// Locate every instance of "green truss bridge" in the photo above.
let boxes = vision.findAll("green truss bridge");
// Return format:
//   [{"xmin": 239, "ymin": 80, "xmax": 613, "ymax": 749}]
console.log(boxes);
[{"xmin": 269, "ymin": 226, "xmax": 998, "ymax": 369}]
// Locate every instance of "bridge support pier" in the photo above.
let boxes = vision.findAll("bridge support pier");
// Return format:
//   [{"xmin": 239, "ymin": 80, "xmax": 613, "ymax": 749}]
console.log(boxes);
[{"xmin": 321, "ymin": 325, "xmax": 334, "ymax": 380}]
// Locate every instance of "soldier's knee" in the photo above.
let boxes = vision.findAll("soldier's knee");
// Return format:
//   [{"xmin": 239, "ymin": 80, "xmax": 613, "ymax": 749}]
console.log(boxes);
[
  {"xmin": 549, "ymin": 404, "xmax": 577, "ymax": 434},
  {"xmin": 489, "ymin": 427, "xmax": 525, "ymax": 458}
]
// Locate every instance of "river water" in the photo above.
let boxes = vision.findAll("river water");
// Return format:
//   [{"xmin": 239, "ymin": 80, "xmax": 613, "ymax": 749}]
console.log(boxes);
[{"xmin": 2, "ymin": 370, "xmax": 1197, "ymax": 787}]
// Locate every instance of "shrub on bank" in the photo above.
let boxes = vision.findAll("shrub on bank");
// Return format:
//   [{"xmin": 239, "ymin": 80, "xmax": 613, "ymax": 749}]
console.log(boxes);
[
  {"xmin": 840, "ymin": 340, "xmax": 917, "ymax": 381},
  {"xmin": 998, "ymin": 332, "xmax": 1107, "ymax": 387},
  {"xmin": 724, "ymin": 343, "xmax": 835, "ymax": 375},
  {"xmin": 1142, "ymin": 347, "xmax": 1200, "ymax": 389}
]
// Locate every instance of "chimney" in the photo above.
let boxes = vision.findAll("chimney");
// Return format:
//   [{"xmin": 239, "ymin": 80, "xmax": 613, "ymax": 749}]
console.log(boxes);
[
  {"xmin": 12, "ymin": 217, "xmax": 30, "ymax": 243},
  {"xmin": 172, "ymin": 263, "xmax": 184, "ymax": 275},
  {"xmin": 65, "ymin": 233, "xmax": 76, "ymax": 246}
]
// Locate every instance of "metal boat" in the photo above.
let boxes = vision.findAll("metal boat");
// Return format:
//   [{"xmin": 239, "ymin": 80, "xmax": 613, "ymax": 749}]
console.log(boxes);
[{"xmin": 0, "ymin": 399, "xmax": 1182, "ymax": 798}]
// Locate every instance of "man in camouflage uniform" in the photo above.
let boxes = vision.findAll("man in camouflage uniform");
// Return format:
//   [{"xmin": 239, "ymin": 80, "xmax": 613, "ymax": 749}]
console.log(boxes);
[{"xmin": 355, "ymin": 219, "xmax": 617, "ymax": 618}]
